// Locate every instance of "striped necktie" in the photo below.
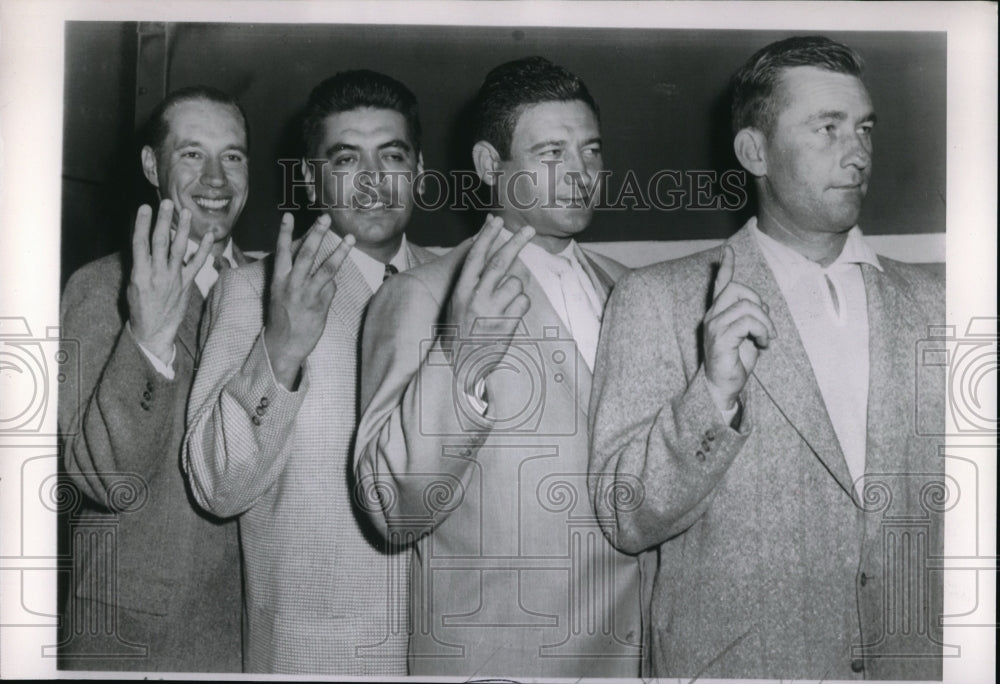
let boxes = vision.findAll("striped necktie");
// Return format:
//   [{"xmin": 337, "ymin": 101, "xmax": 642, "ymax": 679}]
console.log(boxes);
[{"xmin": 383, "ymin": 263, "xmax": 399, "ymax": 282}]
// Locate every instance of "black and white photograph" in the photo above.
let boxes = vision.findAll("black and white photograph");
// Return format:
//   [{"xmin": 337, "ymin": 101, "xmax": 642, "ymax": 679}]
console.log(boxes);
[{"xmin": 0, "ymin": 1, "xmax": 995, "ymax": 681}]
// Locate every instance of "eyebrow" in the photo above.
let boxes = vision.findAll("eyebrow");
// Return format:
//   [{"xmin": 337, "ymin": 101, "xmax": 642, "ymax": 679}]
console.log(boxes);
[
  {"xmin": 528, "ymin": 136, "xmax": 602, "ymax": 152},
  {"xmin": 174, "ymin": 139, "xmax": 248, "ymax": 155},
  {"xmin": 807, "ymin": 110, "xmax": 878, "ymax": 125}
]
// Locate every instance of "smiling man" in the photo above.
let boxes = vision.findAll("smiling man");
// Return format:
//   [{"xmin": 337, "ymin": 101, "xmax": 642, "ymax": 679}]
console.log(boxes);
[
  {"xmin": 59, "ymin": 87, "xmax": 254, "ymax": 672},
  {"xmin": 589, "ymin": 36, "xmax": 945, "ymax": 679},
  {"xmin": 182, "ymin": 70, "xmax": 436, "ymax": 674},
  {"xmin": 354, "ymin": 56, "xmax": 645, "ymax": 677}
]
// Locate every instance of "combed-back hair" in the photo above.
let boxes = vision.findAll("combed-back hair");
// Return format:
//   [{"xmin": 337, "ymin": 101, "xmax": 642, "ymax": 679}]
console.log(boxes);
[
  {"xmin": 141, "ymin": 85, "xmax": 249, "ymax": 154},
  {"xmin": 301, "ymin": 69, "xmax": 421, "ymax": 158},
  {"xmin": 471, "ymin": 56, "xmax": 599, "ymax": 159},
  {"xmin": 731, "ymin": 36, "xmax": 864, "ymax": 135}
]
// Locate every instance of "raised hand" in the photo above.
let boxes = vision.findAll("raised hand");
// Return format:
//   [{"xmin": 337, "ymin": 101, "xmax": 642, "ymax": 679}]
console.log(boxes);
[
  {"xmin": 443, "ymin": 215, "xmax": 534, "ymax": 391},
  {"xmin": 264, "ymin": 212, "xmax": 354, "ymax": 390},
  {"xmin": 128, "ymin": 199, "xmax": 213, "ymax": 364},
  {"xmin": 702, "ymin": 245, "xmax": 777, "ymax": 413}
]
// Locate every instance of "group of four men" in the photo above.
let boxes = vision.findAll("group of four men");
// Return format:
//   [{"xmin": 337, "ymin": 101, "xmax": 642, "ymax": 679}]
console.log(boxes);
[{"xmin": 59, "ymin": 35, "xmax": 944, "ymax": 679}]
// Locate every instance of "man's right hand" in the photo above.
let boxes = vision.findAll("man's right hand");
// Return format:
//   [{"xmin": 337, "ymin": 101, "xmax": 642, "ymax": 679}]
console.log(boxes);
[
  {"xmin": 702, "ymin": 245, "xmax": 777, "ymax": 415},
  {"xmin": 128, "ymin": 199, "xmax": 213, "ymax": 365},
  {"xmin": 264, "ymin": 212, "xmax": 354, "ymax": 390},
  {"xmin": 443, "ymin": 215, "xmax": 534, "ymax": 393}
]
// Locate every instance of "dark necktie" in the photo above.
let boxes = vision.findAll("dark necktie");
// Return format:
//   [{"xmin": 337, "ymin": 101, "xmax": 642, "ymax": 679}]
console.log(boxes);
[
  {"xmin": 383, "ymin": 263, "xmax": 399, "ymax": 282},
  {"xmin": 213, "ymin": 256, "xmax": 231, "ymax": 274}
]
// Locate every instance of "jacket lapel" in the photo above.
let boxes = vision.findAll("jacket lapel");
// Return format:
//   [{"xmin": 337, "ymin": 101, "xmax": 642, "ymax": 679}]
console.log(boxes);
[
  {"xmin": 321, "ymin": 235, "xmax": 373, "ymax": 341},
  {"xmin": 729, "ymin": 228, "xmax": 857, "ymax": 501},
  {"xmin": 861, "ymin": 262, "xmax": 910, "ymax": 479}
]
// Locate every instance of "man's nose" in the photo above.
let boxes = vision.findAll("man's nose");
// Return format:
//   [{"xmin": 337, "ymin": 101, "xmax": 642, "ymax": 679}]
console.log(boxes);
[
  {"xmin": 357, "ymin": 156, "xmax": 386, "ymax": 187},
  {"xmin": 201, "ymin": 155, "xmax": 228, "ymax": 187},
  {"xmin": 562, "ymin": 149, "xmax": 597, "ymax": 190},
  {"xmin": 842, "ymin": 131, "xmax": 872, "ymax": 170}
]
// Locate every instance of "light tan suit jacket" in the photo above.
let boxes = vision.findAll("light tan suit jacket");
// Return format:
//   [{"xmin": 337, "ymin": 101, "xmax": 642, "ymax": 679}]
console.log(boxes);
[
  {"xmin": 589, "ymin": 223, "xmax": 946, "ymax": 680},
  {"xmin": 183, "ymin": 234, "xmax": 435, "ymax": 674},
  {"xmin": 354, "ymin": 238, "xmax": 647, "ymax": 677}
]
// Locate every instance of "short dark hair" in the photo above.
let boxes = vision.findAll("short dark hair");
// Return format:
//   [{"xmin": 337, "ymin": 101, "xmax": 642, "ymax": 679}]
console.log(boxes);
[
  {"xmin": 472, "ymin": 56, "xmax": 600, "ymax": 160},
  {"xmin": 301, "ymin": 70, "xmax": 422, "ymax": 158},
  {"xmin": 731, "ymin": 36, "xmax": 865, "ymax": 135},
  {"xmin": 141, "ymin": 85, "xmax": 248, "ymax": 155}
]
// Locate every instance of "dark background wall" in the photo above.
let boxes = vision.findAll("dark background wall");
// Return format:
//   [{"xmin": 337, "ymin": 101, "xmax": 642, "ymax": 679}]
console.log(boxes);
[{"xmin": 62, "ymin": 22, "xmax": 946, "ymax": 286}]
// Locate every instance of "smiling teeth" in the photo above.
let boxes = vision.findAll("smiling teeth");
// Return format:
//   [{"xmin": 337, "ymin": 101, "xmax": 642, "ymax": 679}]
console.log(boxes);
[{"xmin": 195, "ymin": 197, "xmax": 230, "ymax": 210}]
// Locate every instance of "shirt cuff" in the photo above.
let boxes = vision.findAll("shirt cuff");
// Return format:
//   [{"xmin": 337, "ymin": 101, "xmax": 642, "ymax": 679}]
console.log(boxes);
[
  {"xmin": 464, "ymin": 375, "xmax": 489, "ymax": 416},
  {"xmin": 127, "ymin": 322, "xmax": 176, "ymax": 380}
]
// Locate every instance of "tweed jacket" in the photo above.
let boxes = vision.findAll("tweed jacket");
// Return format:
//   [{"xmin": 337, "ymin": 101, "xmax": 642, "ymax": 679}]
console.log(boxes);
[
  {"xmin": 589, "ymin": 222, "xmax": 946, "ymax": 680},
  {"xmin": 354, "ymin": 237, "xmax": 648, "ymax": 678},
  {"xmin": 59, "ymin": 244, "xmax": 251, "ymax": 672},
  {"xmin": 182, "ymin": 234, "xmax": 435, "ymax": 675}
]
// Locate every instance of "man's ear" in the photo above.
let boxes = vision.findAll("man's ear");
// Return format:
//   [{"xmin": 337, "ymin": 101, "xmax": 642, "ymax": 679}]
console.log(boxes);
[
  {"xmin": 733, "ymin": 127, "xmax": 768, "ymax": 178},
  {"xmin": 472, "ymin": 141, "xmax": 501, "ymax": 186},
  {"xmin": 300, "ymin": 158, "xmax": 317, "ymax": 205},
  {"xmin": 140, "ymin": 145, "xmax": 160, "ymax": 188}
]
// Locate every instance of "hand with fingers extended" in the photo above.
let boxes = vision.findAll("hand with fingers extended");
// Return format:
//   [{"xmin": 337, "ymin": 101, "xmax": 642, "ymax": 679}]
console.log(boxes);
[
  {"xmin": 443, "ymin": 215, "xmax": 535, "ymax": 390},
  {"xmin": 128, "ymin": 199, "xmax": 213, "ymax": 364},
  {"xmin": 702, "ymin": 244, "xmax": 778, "ymax": 414},
  {"xmin": 264, "ymin": 213, "xmax": 354, "ymax": 390}
]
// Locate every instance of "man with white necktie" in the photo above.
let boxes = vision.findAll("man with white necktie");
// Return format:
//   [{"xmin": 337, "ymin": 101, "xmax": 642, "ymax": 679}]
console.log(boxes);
[
  {"xmin": 59, "ymin": 87, "xmax": 254, "ymax": 672},
  {"xmin": 354, "ymin": 56, "xmax": 646, "ymax": 677}
]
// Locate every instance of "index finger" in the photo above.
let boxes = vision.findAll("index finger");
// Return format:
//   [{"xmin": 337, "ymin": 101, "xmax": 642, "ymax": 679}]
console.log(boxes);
[
  {"xmin": 713, "ymin": 244, "xmax": 735, "ymax": 301},
  {"xmin": 315, "ymin": 232, "xmax": 355, "ymax": 282},
  {"xmin": 480, "ymin": 224, "xmax": 535, "ymax": 291},
  {"xmin": 457, "ymin": 215, "xmax": 503, "ymax": 289},
  {"xmin": 131, "ymin": 204, "xmax": 153, "ymax": 275}
]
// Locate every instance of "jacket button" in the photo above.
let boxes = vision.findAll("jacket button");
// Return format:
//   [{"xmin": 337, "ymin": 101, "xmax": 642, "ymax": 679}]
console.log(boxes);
[
  {"xmin": 256, "ymin": 405, "xmax": 266, "ymax": 416},
  {"xmin": 260, "ymin": 396, "xmax": 269, "ymax": 407},
  {"xmin": 851, "ymin": 658, "xmax": 864, "ymax": 673},
  {"xmin": 706, "ymin": 429, "xmax": 716, "ymax": 441},
  {"xmin": 142, "ymin": 390, "xmax": 152, "ymax": 401},
  {"xmin": 696, "ymin": 450, "xmax": 706, "ymax": 462},
  {"xmin": 860, "ymin": 572, "xmax": 867, "ymax": 586},
  {"xmin": 251, "ymin": 415, "xmax": 261, "ymax": 426},
  {"xmin": 146, "ymin": 380, "xmax": 153, "ymax": 391},
  {"xmin": 140, "ymin": 401, "xmax": 150, "ymax": 411}
]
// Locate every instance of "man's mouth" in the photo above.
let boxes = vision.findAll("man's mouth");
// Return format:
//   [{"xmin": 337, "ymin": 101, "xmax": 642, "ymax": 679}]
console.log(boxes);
[{"xmin": 193, "ymin": 196, "xmax": 231, "ymax": 211}]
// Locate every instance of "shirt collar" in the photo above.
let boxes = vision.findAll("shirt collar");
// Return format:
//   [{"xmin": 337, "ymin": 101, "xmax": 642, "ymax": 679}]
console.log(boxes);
[
  {"xmin": 497, "ymin": 226, "xmax": 580, "ymax": 275},
  {"xmin": 325, "ymin": 231, "xmax": 409, "ymax": 293},
  {"xmin": 182, "ymin": 235, "xmax": 236, "ymax": 268},
  {"xmin": 750, "ymin": 217, "xmax": 882, "ymax": 274}
]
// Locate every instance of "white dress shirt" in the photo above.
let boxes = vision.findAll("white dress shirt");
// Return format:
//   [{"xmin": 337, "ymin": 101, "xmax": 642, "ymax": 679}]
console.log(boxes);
[
  {"xmin": 751, "ymin": 217, "xmax": 882, "ymax": 490},
  {"xmin": 467, "ymin": 228, "xmax": 605, "ymax": 414},
  {"xmin": 329, "ymin": 232, "xmax": 410, "ymax": 293}
]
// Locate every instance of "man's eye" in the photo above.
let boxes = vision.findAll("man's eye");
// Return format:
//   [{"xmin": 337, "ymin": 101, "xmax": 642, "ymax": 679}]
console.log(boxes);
[
  {"xmin": 583, "ymin": 146, "xmax": 602, "ymax": 157},
  {"xmin": 224, "ymin": 153, "xmax": 246, "ymax": 163},
  {"xmin": 181, "ymin": 150, "xmax": 203, "ymax": 159},
  {"xmin": 383, "ymin": 152, "xmax": 406, "ymax": 163},
  {"xmin": 333, "ymin": 156, "xmax": 356, "ymax": 166},
  {"xmin": 540, "ymin": 149, "xmax": 563, "ymax": 158}
]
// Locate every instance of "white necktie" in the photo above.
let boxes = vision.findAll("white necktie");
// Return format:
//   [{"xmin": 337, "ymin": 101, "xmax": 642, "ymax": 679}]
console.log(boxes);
[{"xmin": 552, "ymin": 256, "xmax": 601, "ymax": 371}]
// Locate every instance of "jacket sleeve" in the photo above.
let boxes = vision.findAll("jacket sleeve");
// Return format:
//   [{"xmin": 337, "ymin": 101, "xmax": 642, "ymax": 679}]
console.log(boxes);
[
  {"xmin": 182, "ymin": 267, "xmax": 307, "ymax": 518},
  {"xmin": 59, "ymin": 263, "xmax": 183, "ymax": 509},
  {"xmin": 353, "ymin": 272, "xmax": 493, "ymax": 540},
  {"xmin": 587, "ymin": 268, "xmax": 752, "ymax": 553}
]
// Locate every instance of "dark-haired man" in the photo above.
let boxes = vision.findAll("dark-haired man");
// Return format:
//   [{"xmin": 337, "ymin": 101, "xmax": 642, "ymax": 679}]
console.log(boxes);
[
  {"xmin": 354, "ymin": 56, "xmax": 645, "ymax": 677},
  {"xmin": 59, "ymin": 87, "xmax": 254, "ymax": 671},
  {"xmin": 590, "ymin": 36, "xmax": 944, "ymax": 679},
  {"xmin": 183, "ymin": 70, "xmax": 436, "ymax": 674}
]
